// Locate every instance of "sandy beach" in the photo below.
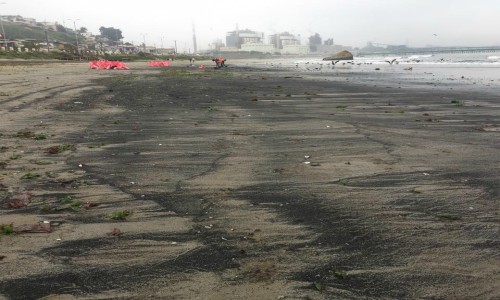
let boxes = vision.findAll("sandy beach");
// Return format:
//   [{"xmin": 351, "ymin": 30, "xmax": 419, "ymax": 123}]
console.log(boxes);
[{"xmin": 0, "ymin": 59, "xmax": 499, "ymax": 299}]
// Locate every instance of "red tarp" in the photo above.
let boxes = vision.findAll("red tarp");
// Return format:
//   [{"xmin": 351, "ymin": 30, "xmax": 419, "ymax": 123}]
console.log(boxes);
[
  {"xmin": 148, "ymin": 61, "xmax": 171, "ymax": 67},
  {"xmin": 89, "ymin": 60, "xmax": 129, "ymax": 70}
]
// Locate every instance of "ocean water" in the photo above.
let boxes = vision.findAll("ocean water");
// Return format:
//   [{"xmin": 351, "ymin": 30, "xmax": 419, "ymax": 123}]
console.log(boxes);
[{"xmin": 243, "ymin": 51, "xmax": 500, "ymax": 91}]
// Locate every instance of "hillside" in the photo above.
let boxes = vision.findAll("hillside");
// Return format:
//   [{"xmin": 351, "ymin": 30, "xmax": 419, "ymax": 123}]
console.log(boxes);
[{"xmin": 2, "ymin": 22, "xmax": 84, "ymax": 44}]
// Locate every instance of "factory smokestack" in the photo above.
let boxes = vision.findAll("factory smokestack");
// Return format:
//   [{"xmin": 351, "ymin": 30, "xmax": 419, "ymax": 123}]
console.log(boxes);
[{"xmin": 192, "ymin": 23, "xmax": 197, "ymax": 54}]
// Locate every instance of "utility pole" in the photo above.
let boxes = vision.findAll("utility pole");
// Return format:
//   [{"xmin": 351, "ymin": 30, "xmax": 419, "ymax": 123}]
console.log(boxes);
[
  {"xmin": 0, "ymin": 2, "xmax": 8, "ymax": 51},
  {"xmin": 174, "ymin": 40, "xmax": 177, "ymax": 54},
  {"xmin": 67, "ymin": 18, "xmax": 80, "ymax": 54},
  {"xmin": 140, "ymin": 33, "xmax": 147, "ymax": 52},
  {"xmin": 45, "ymin": 30, "xmax": 50, "ymax": 52}
]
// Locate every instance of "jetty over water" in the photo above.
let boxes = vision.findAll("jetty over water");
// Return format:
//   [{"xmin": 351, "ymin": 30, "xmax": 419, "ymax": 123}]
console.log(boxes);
[{"xmin": 358, "ymin": 46, "xmax": 500, "ymax": 56}]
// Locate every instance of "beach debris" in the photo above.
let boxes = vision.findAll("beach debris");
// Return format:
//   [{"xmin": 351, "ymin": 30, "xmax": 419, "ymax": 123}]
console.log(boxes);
[
  {"xmin": 13, "ymin": 221, "xmax": 51, "ymax": 233},
  {"xmin": 83, "ymin": 202, "xmax": 100, "ymax": 209},
  {"xmin": 0, "ymin": 224, "xmax": 14, "ymax": 235},
  {"xmin": 304, "ymin": 155, "xmax": 311, "ymax": 159},
  {"xmin": 199, "ymin": 65, "xmax": 206, "ymax": 69},
  {"xmin": 2, "ymin": 191, "xmax": 32, "ymax": 209},
  {"xmin": 89, "ymin": 60, "xmax": 129, "ymax": 70},
  {"xmin": 404, "ymin": 67, "xmax": 413, "ymax": 71},
  {"xmin": 310, "ymin": 162, "xmax": 321, "ymax": 167},
  {"xmin": 110, "ymin": 210, "xmax": 132, "ymax": 220},
  {"xmin": 108, "ymin": 228, "xmax": 123, "ymax": 236},
  {"xmin": 40, "ymin": 196, "xmax": 82, "ymax": 213},
  {"xmin": 45, "ymin": 144, "xmax": 75, "ymax": 154},
  {"xmin": 375, "ymin": 68, "xmax": 381, "ymax": 70},
  {"xmin": 0, "ymin": 255, "xmax": 5, "ymax": 261},
  {"xmin": 148, "ymin": 61, "xmax": 171, "ymax": 67},
  {"xmin": 304, "ymin": 161, "xmax": 311, "ymax": 165}
]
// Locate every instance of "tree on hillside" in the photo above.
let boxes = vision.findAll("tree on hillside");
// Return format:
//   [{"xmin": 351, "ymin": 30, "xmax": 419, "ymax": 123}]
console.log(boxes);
[
  {"xmin": 56, "ymin": 24, "xmax": 67, "ymax": 33},
  {"xmin": 99, "ymin": 26, "xmax": 123, "ymax": 43},
  {"xmin": 324, "ymin": 38, "xmax": 334, "ymax": 46},
  {"xmin": 79, "ymin": 27, "xmax": 88, "ymax": 33}
]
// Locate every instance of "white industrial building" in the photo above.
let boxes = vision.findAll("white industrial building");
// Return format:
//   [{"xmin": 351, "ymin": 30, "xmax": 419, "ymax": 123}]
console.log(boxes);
[{"xmin": 240, "ymin": 43, "xmax": 275, "ymax": 53}]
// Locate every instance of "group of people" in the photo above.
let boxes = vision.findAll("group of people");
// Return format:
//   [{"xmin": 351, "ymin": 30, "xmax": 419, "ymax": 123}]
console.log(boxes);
[{"xmin": 187, "ymin": 57, "xmax": 226, "ymax": 69}]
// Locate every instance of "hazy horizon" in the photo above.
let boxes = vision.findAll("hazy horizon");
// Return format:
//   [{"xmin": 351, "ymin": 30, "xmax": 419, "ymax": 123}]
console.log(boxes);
[{"xmin": 1, "ymin": 0, "xmax": 499, "ymax": 52}]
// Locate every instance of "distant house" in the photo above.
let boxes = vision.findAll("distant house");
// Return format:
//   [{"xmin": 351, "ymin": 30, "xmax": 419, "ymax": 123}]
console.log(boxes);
[
  {"xmin": 1, "ymin": 15, "xmax": 37, "ymax": 27},
  {"xmin": 20, "ymin": 18, "xmax": 37, "ymax": 27},
  {"xmin": 0, "ymin": 15, "xmax": 22, "ymax": 23},
  {"xmin": 39, "ymin": 21, "xmax": 58, "ymax": 31}
]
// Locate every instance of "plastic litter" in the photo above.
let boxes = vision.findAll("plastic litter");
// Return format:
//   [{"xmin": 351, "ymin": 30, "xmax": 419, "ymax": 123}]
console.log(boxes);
[
  {"xmin": 89, "ymin": 60, "xmax": 129, "ymax": 70},
  {"xmin": 2, "ymin": 191, "xmax": 31, "ymax": 209},
  {"xmin": 108, "ymin": 228, "xmax": 123, "ymax": 236},
  {"xmin": 14, "ymin": 221, "xmax": 51, "ymax": 233}
]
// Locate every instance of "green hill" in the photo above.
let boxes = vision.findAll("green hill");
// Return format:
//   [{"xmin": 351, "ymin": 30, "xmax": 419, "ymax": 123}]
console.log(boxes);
[{"xmin": 2, "ymin": 22, "xmax": 84, "ymax": 44}]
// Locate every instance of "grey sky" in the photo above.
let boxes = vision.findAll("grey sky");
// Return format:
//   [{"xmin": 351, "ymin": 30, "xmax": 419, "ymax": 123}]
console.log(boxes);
[{"xmin": 2, "ymin": 0, "xmax": 499, "ymax": 51}]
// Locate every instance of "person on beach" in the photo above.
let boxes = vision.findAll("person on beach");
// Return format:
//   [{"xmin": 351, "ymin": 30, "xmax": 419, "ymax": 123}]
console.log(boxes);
[{"xmin": 212, "ymin": 57, "xmax": 226, "ymax": 69}]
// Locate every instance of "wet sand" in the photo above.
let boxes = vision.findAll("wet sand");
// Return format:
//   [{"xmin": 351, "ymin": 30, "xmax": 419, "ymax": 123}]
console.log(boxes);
[{"xmin": 0, "ymin": 60, "xmax": 499, "ymax": 299}]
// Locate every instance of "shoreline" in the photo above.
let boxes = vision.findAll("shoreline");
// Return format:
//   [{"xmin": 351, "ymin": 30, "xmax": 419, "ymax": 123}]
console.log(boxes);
[{"xmin": 1, "ymin": 62, "xmax": 499, "ymax": 299}]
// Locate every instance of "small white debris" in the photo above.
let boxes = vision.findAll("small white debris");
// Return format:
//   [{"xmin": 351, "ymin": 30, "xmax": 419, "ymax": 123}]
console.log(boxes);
[
  {"xmin": 221, "ymin": 237, "xmax": 228, "ymax": 241},
  {"xmin": 304, "ymin": 161, "xmax": 311, "ymax": 165},
  {"xmin": 171, "ymin": 242, "xmax": 178, "ymax": 245},
  {"xmin": 130, "ymin": 182, "xmax": 135, "ymax": 185},
  {"xmin": 56, "ymin": 238, "xmax": 62, "ymax": 241},
  {"xmin": 78, "ymin": 164, "xmax": 83, "ymax": 168},
  {"xmin": 158, "ymin": 144, "xmax": 162, "ymax": 146},
  {"xmin": 304, "ymin": 155, "xmax": 311, "ymax": 159},
  {"xmin": 74, "ymin": 101, "xmax": 83, "ymax": 104},
  {"xmin": 469, "ymin": 207, "xmax": 474, "ymax": 210},
  {"xmin": 43, "ymin": 221, "xmax": 50, "ymax": 224},
  {"xmin": 423, "ymin": 172, "xmax": 430, "ymax": 176},
  {"xmin": 326, "ymin": 125, "xmax": 331, "ymax": 128}
]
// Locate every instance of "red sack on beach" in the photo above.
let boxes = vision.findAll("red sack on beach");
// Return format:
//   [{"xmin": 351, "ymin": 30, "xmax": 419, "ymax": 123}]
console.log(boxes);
[
  {"xmin": 148, "ymin": 61, "xmax": 171, "ymax": 67},
  {"xmin": 199, "ymin": 65, "xmax": 206, "ymax": 69},
  {"xmin": 90, "ymin": 60, "xmax": 129, "ymax": 70}
]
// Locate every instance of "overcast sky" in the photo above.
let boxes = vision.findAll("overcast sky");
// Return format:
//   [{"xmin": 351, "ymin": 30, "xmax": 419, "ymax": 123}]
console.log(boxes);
[{"xmin": 2, "ymin": 0, "xmax": 499, "ymax": 51}]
